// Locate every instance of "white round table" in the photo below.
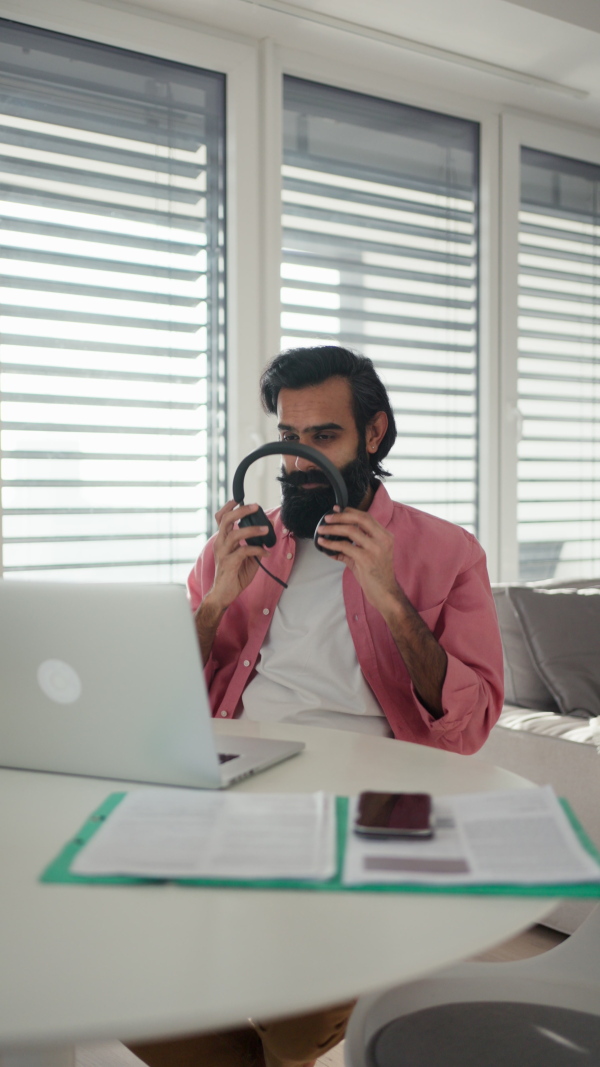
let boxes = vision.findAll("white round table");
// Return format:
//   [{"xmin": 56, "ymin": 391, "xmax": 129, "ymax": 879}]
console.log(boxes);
[{"xmin": 0, "ymin": 721, "xmax": 556, "ymax": 1062}]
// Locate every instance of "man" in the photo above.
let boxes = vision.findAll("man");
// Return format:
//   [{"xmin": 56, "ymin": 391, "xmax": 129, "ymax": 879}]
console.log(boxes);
[
  {"xmin": 189, "ymin": 344, "xmax": 503, "ymax": 750},
  {"xmin": 130, "ymin": 345, "xmax": 503, "ymax": 1067}
]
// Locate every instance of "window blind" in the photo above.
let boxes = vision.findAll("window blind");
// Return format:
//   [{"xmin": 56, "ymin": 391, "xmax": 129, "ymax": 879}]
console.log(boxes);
[
  {"xmin": 282, "ymin": 77, "xmax": 479, "ymax": 532},
  {"xmin": 0, "ymin": 19, "xmax": 226, "ymax": 582},
  {"xmin": 518, "ymin": 148, "xmax": 600, "ymax": 580}
]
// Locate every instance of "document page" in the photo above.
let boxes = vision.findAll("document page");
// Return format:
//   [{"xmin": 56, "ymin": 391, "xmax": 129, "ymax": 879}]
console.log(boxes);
[
  {"xmin": 343, "ymin": 786, "xmax": 600, "ymax": 887},
  {"xmin": 71, "ymin": 789, "xmax": 336, "ymax": 880}
]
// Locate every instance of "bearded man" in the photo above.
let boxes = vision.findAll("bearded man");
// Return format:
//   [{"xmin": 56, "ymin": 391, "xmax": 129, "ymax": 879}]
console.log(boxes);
[{"xmin": 190, "ymin": 344, "xmax": 502, "ymax": 748}]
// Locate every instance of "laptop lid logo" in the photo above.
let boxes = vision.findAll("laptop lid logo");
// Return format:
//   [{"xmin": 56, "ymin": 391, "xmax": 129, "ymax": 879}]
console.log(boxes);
[{"xmin": 37, "ymin": 660, "xmax": 82, "ymax": 705}]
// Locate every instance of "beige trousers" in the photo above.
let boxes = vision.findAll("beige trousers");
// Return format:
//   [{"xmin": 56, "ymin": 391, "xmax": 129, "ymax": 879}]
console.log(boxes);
[{"xmin": 127, "ymin": 999, "xmax": 355, "ymax": 1067}]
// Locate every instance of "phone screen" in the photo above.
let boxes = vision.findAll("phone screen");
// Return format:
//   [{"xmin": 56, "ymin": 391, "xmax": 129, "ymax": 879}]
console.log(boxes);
[{"xmin": 354, "ymin": 791, "xmax": 433, "ymax": 837}]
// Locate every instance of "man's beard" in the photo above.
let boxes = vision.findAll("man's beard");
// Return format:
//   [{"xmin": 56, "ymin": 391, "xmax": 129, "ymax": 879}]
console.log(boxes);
[{"xmin": 278, "ymin": 445, "xmax": 373, "ymax": 540}]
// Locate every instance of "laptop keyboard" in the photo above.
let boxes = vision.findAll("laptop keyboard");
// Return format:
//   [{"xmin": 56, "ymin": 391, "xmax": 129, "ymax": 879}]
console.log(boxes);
[{"xmin": 218, "ymin": 752, "xmax": 240, "ymax": 764}]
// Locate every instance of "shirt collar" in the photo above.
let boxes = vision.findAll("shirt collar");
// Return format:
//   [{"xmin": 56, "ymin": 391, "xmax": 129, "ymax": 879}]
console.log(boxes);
[{"xmin": 367, "ymin": 481, "xmax": 394, "ymax": 527}]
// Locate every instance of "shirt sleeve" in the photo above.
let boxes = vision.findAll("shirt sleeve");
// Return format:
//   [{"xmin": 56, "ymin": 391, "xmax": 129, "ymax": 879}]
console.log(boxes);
[{"xmin": 411, "ymin": 535, "xmax": 504, "ymax": 754}]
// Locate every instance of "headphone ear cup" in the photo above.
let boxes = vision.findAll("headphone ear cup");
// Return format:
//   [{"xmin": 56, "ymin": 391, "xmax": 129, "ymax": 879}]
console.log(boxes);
[
  {"xmin": 314, "ymin": 510, "xmax": 352, "ymax": 556},
  {"xmin": 238, "ymin": 507, "xmax": 277, "ymax": 548}
]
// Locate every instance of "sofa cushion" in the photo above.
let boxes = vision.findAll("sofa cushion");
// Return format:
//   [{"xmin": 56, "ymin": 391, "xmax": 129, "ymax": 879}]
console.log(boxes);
[
  {"xmin": 492, "ymin": 587, "xmax": 559, "ymax": 711},
  {"xmin": 507, "ymin": 586, "xmax": 600, "ymax": 718},
  {"xmin": 492, "ymin": 577, "xmax": 600, "ymax": 711}
]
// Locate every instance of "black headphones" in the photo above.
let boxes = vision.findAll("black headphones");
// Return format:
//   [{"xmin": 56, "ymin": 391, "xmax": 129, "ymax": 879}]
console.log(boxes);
[{"xmin": 232, "ymin": 442, "xmax": 349, "ymax": 557}]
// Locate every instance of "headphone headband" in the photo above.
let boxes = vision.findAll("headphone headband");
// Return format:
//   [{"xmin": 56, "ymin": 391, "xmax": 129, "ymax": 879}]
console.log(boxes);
[{"xmin": 232, "ymin": 442, "xmax": 348, "ymax": 509}]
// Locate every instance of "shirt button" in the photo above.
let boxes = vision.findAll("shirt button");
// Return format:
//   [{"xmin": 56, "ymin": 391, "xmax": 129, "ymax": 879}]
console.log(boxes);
[
  {"xmin": 243, "ymin": 659, "xmax": 250, "ymax": 667},
  {"xmin": 220, "ymin": 709, "xmax": 228, "ymax": 717},
  {"xmin": 286, "ymin": 552, "xmax": 293, "ymax": 559},
  {"xmin": 354, "ymin": 614, "xmax": 359, "ymax": 621},
  {"xmin": 263, "ymin": 608, "xmax": 270, "ymax": 615}
]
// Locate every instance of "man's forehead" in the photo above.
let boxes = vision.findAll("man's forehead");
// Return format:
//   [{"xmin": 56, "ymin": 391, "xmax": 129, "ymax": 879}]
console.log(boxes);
[{"xmin": 276, "ymin": 379, "xmax": 355, "ymax": 428}]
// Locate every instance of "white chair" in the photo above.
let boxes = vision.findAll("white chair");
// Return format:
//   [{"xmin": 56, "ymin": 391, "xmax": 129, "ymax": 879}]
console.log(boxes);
[{"xmin": 344, "ymin": 904, "xmax": 600, "ymax": 1067}]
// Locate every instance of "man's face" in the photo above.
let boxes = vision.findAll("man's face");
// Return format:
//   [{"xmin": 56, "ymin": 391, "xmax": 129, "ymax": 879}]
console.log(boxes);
[{"xmin": 276, "ymin": 377, "xmax": 372, "ymax": 539}]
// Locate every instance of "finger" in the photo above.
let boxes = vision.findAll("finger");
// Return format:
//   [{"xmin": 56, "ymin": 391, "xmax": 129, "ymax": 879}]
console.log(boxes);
[
  {"xmin": 217, "ymin": 502, "xmax": 260, "ymax": 536},
  {"xmin": 218, "ymin": 543, "xmax": 267, "ymax": 571},
  {"xmin": 224, "ymin": 524, "xmax": 270, "ymax": 549},
  {"xmin": 324, "ymin": 512, "xmax": 389, "ymax": 544},
  {"xmin": 317, "ymin": 535, "xmax": 360, "ymax": 560},
  {"xmin": 318, "ymin": 523, "xmax": 372, "ymax": 548},
  {"xmin": 214, "ymin": 499, "xmax": 239, "ymax": 526},
  {"xmin": 317, "ymin": 542, "xmax": 356, "ymax": 567},
  {"xmin": 217, "ymin": 500, "xmax": 259, "ymax": 520},
  {"xmin": 324, "ymin": 507, "xmax": 378, "ymax": 530}
]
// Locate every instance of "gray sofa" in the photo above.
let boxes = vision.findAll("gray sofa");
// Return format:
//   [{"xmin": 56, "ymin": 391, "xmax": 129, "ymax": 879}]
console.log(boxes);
[{"xmin": 475, "ymin": 578, "xmax": 600, "ymax": 934}]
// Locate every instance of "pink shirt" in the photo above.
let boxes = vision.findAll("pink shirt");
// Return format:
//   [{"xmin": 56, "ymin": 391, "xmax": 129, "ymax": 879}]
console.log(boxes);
[{"xmin": 187, "ymin": 484, "xmax": 504, "ymax": 754}]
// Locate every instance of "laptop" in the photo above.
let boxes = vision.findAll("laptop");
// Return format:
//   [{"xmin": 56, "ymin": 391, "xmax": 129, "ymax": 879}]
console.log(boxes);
[{"xmin": 0, "ymin": 580, "xmax": 304, "ymax": 788}]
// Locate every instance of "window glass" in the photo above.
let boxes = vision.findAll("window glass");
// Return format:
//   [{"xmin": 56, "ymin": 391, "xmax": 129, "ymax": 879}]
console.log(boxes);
[
  {"xmin": 0, "ymin": 19, "xmax": 226, "ymax": 581},
  {"xmin": 282, "ymin": 77, "xmax": 479, "ymax": 531},
  {"xmin": 518, "ymin": 147, "xmax": 600, "ymax": 580}
]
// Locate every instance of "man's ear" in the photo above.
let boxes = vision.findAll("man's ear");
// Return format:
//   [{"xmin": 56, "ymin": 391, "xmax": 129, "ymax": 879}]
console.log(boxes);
[{"xmin": 366, "ymin": 411, "xmax": 388, "ymax": 454}]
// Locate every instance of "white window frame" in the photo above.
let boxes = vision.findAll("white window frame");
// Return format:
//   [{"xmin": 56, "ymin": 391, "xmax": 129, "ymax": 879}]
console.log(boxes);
[{"xmin": 499, "ymin": 113, "xmax": 600, "ymax": 580}]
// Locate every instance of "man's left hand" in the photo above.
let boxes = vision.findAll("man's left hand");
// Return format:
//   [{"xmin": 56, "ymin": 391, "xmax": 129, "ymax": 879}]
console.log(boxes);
[
  {"xmin": 318, "ymin": 507, "xmax": 447, "ymax": 718},
  {"xmin": 317, "ymin": 508, "xmax": 401, "ymax": 614}
]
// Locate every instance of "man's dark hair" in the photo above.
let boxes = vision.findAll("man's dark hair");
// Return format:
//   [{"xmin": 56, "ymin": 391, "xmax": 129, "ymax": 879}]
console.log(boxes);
[{"xmin": 259, "ymin": 345, "xmax": 397, "ymax": 478}]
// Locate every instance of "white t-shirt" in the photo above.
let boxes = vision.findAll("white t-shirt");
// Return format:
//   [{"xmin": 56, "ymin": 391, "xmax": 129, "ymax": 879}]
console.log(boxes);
[{"xmin": 240, "ymin": 538, "xmax": 392, "ymax": 737}]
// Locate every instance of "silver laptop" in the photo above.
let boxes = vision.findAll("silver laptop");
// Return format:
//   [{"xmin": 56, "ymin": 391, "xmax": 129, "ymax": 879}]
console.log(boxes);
[{"xmin": 0, "ymin": 580, "xmax": 304, "ymax": 788}]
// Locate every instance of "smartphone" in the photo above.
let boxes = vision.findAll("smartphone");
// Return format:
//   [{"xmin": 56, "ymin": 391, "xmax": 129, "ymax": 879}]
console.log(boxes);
[{"xmin": 354, "ymin": 791, "xmax": 433, "ymax": 838}]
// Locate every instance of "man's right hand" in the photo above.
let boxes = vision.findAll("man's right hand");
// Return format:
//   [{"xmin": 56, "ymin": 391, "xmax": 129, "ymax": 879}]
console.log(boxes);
[
  {"xmin": 194, "ymin": 502, "xmax": 269, "ymax": 664},
  {"xmin": 206, "ymin": 500, "xmax": 270, "ymax": 613}
]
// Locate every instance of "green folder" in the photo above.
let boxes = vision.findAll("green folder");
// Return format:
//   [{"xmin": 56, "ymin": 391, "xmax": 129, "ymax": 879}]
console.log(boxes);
[{"xmin": 40, "ymin": 792, "xmax": 600, "ymax": 898}]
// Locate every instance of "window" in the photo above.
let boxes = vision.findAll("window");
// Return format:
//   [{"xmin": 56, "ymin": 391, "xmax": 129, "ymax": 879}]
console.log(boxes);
[
  {"xmin": 518, "ymin": 148, "xmax": 600, "ymax": 580},
  {"xmin": 282, "ymin": 77, "xmax": 479, "ymax": 531},
  {"xmin": 0, "ymin": 19, "xmax": 226, "ymax": 582}
]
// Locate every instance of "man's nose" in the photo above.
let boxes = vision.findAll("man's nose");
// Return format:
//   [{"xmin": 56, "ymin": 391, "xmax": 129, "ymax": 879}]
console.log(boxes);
[{"xmin": 294, "ymin": 454, "xmax": 319, "ymax": 472}]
